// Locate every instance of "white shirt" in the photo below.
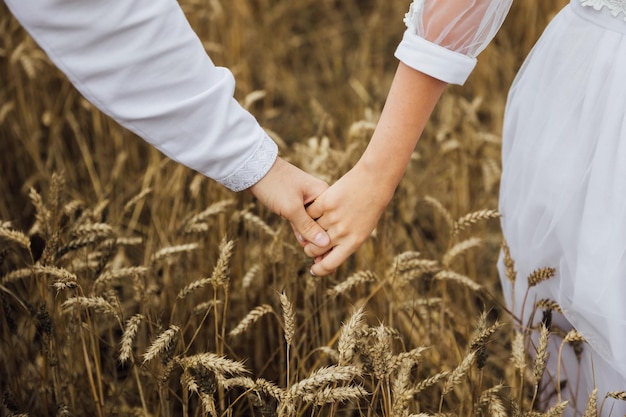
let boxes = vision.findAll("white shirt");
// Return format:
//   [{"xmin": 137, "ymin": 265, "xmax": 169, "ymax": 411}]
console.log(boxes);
[{"xmin": 5, "ymin": 0, "xmax": 277, "ymax": 191}]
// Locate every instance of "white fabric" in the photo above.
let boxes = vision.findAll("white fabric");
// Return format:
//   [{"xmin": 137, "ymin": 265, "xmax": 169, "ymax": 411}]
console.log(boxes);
[
  {"xmin": 396, "ymin": 0, "xmax": 626, "ymax": 414},
  {"xmin": 395, "ymin": 0, "xmax": 513, "ymax": 85},
  {"xmin": 4, "ymin": 0, "xmax": 278, "ymax": 192},
  {"xmin": 498, "ymin": 1, "xmax": 626, "ymax": 415}
]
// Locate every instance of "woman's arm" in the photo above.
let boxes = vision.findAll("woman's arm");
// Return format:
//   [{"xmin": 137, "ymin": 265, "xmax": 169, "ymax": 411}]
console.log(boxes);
[
  {"xmin": 305, "ymin": 63, "xmax": 446, "ymax": 276},
  {"xmin": 305, "ymin": 0, "xmax": 514, "ymax": 275}
]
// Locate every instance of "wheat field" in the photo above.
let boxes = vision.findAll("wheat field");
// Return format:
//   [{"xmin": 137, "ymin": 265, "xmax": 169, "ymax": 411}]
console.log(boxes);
[{"xmin": 3, "ymin": 1, "xmax": 614, "ymax": 416}]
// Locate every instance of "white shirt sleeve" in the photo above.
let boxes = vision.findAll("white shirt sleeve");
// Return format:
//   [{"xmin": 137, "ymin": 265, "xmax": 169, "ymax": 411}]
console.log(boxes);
[
  {"xmin": 395, "ymin": 0, "xmax": 513, "ymax": 85},
  {"xmin": 4, "ymin": 0, "xmax": 277, "ymax": 192}
]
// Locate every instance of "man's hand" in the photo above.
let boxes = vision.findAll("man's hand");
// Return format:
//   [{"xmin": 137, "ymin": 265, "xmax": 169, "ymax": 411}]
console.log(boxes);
[{"xmin": 249, "ymin": 157, "xmax": 331, "ymax": 249}]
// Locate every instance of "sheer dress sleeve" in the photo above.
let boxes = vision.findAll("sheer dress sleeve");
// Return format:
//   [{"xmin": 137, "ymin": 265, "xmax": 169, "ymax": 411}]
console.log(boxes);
[
  {"xmin": 395, "ymin": 0, "xmax": 513, "ymax": 85},
  {"xmin": 4, "ymin": 0, "xmax": 278, "ymax": 192}
]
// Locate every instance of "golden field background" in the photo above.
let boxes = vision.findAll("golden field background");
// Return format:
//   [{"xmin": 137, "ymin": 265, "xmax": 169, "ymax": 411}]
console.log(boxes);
[{"xmin": 0, "ymin": 1, "xmax": 601, "ymax": 416}]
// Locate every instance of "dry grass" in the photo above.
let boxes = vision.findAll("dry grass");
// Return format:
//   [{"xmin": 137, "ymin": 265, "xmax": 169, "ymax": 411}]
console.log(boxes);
[{"xmin": 1, "ymin": 0, "xmax": 604, "ymax": 416}]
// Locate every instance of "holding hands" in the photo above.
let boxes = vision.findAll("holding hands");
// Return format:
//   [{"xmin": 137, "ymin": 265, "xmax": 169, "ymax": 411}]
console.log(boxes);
[
  {"xmin": 304, "ymin": 161, "xmax": 394, "ymax": 276},
  {"xmin": 251, "ymin": 64, "xmax": 446, "ymax": 276},
  {"xmin": 249, "ymin": 157, "xmax": 331, "ymax": 250},
  {"xmin": 301, "ymin": 63, "xmax": 448, "ymax": 275}
]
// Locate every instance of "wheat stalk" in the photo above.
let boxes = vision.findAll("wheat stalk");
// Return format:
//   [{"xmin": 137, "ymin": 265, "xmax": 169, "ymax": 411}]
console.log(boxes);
[
  {"xmin": 533, "ymin": 324, "xmax": 550, "ymax": 384},
  {"xmin": 242, "ymin": 264, "xmax": 262, "ymax": 289},
  {"xmin": 199, "ymin": 393, "xmax": 218, "ymax": 417},
  {"xmin": 143, "ymin": 325, "xmax": 180, "ymax": 364},
  {"xmin": 511, "ymin": 331, "xmax": 526, "ymax": 370},
  {"xmin": 327, "ymin": 270, "xmax": 377, "ymax": 297},
  {"xmin": 181, "ymin": 198, "xmax": 235, "ymax": 232},
  {"xmin": 413, "ymin": 371, "xmax": 451, "ymax": 394},
  {"xmin": 285, "ymin": 365, "xmax": 361, "ymax": 400},
  {"xmin": 28, "ymin": 187, "xmax": 50, "ymax": 236},
  {"xmin": 301, "ymin": 385, "xmax": 367, "ymax": 406},
  {"xmin": 150, "ymin": 243, "xmax": 199, "ymax": 263},
  {"xmin": 229, "ymin": 305, "xmax": 274, "ymax": 338},
  {"xmin": 241, "ymin": 210, "xmax": 277, "ymax": 237},
  {"xmin": 1, "ymin": 267, "xmax": 34, "ymax": 285},
  {"xmin": 422, "ymin": 196, "xmax": 454, "ymax": 230},
  {"xmin": 366, "ymin": 324, "xmax": 396, "ymax": 380},
  {"xmin": 255, "ymin": 377, "xmax": 287, "ymax": 401},
  {"xmin": 179, "ymin": 352, "xmax": 249, "ymax": 378},
  {"xmin": 62, "ymin": 296, "xmax": 119, "ymax": 319},
  {"xmin": 434, "ymin": 270, "xmax": 482, "ymax": 292},
  {"xmin": 399, "ymin": 298, "xmax": 442, "ymax": 311},
  {"xmin": 442, "ymin": 237, "xmax": 481, "ymax": 268},
  {"xmin": 582, "ymin": 388, "xmax": 597, "ymax": 417},
  {"xmin": 210, "ymin": 237, "xmax": 235, "ymax": 287},
  {"xmin": 469, "ymin": 317, "xmax": 502, "ymax": 351},
  {"xmin": 451, "ymin": 209, "xmax": 501, "ymax": 237},
  {"xmin": 545, "ymin": 401, "xmax": 568, "ymax": 416},
  {"xmin": 177, "ymin": 276, "xmax": 219, "ymax": 299},
  {"xmin": 94, "ymin": 266, "xmax": 148, "ymax": 291},
  {"xmin": 562, "ymin": 330, "xmax": 585, "ymax": 344},
  {"xmin": 475, "ymin": 384, "xmax": 506, "ymax": 417},
  {"xmin": 501, "ymin": 239, "xmax": 517, "ymax": 283},
  {"xmin": 0, "ymin": 226, "xmax": 31, "ymax": 251},
  {"xmin": 442, "ymin": 351, "xmax": 476, "ymax": 396},
  {"xmin": 220, "ymin": 375, "xmax": 257, "ymax": 391},
  {"xmin": 607, "ymin": 391, "xmax": 626, "ymax": 401},
  {"xmin": 111, "ymin": 236, "xmax": 143, "ymax": 246},
  {"xmin": 392, "ymin": 358, "xmax": 415, "ymax": 416},
  {"xmin": 181, "ymin": 369, "xmax": 200, "ymax": 395},
  {"xmin": 123, "ymin": 187, "xmax": 152, "ymax": 213},
  {"xmin": 72, "ymin": 222, "xmax": 114, "ymax": 239},
  {"xmin": 57, "ymin": 234, "xmax": 110, "ymax": 259},
  {"xmin": 280, "ymin": 291, "xmax": 295, "ymax": 347},
  {"xmin": 119, "ymin": 314, "xmax": 145, "ymax": 364},
  {"xmin": 536, "ymin": 299, "xmax": 563, "ymax": 314},
  {"xmin": 338, "ymin": 305, "xmax": 367, "ymax": 365},
  {"xmin": 527, "ymin": 267, "xmax": 556, "ymax": 288},
  {"xmin": 395, "ymin": 347, "xmax": 428, "ymax": 368},
  {"xmin": 193, "ymin": 300, "xmax": 223, "ymax": 315}
]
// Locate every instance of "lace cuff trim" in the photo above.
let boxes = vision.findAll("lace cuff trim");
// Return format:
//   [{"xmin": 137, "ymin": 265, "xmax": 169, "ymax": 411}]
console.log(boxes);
[
  {"xmin": 580, "ymin": 0, "xmax": 626, "ymax": 20},
  {"xmin": 218, "ymin": 134, "xmax": 278, "ymax": 192}
]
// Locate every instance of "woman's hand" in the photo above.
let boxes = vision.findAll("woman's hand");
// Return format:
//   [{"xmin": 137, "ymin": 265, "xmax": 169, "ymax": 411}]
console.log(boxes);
[{"xmin": 304, "ymin": 161, "xmax": 395, "ymax": 276}]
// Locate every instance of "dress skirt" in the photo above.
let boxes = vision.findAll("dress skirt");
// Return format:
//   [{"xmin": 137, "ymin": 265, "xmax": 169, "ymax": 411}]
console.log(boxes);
[{"xmin": 498, "ymin": 1, "xmax": 626, "ymax": 414}]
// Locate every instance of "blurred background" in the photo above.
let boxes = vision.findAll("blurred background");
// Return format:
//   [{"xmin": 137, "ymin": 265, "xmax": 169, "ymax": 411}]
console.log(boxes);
[{"xmin": 0, "ymin": 1, "xmax": 575, "ymax": 416}]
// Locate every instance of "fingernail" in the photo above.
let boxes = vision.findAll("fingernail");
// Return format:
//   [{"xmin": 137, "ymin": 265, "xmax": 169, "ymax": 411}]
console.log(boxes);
[
  {"xmin": 314, "ymin": 232, "xmax": 329, "ymax": 246},
  {"xmin": 309, "ymin": 268, "xmax": 316, "ymax": 277},
  {"xmin": 297, "ymin": 233, "xmax": 305, "ymax": 242}
]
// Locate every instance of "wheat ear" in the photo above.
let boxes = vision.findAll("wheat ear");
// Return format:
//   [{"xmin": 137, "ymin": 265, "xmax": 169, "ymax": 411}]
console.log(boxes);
[{"xmin": 143, "ymin": 325, "xmax": 180, "ymax": 364}]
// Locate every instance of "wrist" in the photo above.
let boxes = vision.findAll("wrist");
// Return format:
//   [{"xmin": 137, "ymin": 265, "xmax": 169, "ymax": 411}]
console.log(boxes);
[{"xmin": 352, "ymin": 157, "xmax": 401, "ymax": 204}]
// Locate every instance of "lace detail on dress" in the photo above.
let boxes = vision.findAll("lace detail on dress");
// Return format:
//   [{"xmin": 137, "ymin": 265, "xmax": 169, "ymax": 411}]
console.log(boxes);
[
  {"xmin": 403, "ymin": 0, "xmax": 424, "ymax": 30},
  {"xmin": 218, "ymin": 134, "xmax": 278, "ymax": 192},
  {"xmin": 580, "ymin": 0, "xmax": 626, "ymax": 20}
]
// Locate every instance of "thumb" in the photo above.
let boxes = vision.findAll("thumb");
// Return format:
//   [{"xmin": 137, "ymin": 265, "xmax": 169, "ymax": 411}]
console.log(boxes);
[{"xmin": 290, "ymin": 206, "xmax": 330, "ymax": 248}]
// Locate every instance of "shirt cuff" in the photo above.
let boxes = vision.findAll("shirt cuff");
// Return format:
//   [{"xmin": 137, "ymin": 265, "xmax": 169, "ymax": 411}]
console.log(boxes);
[
  {"xmin": 394, "ymin": 29, "xmax": 477, "ymax": 85},
  {"xmin": 217, "ymin": 133, "xmax": 278, "ymax": 192}
]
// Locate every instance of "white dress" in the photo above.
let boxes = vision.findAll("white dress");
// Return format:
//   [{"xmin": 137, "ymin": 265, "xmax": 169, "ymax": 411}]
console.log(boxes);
[
  {"xmin": 397, "ymin": 1, "xmax": 626, "ymax": 415},
  {"xmin": 4, "ymin": 0, "xmax": 278, "ymax": 192}
]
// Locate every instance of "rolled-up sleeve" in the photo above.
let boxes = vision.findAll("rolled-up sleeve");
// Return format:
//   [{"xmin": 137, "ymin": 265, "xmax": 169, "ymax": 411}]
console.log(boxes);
[
  {"xmin": 395, "ymin": 0, "xmax": 513, "ymax": 85},
  {"xmin": 5, "ymin": 0, "xmax": 277, "ymax": 191}
]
